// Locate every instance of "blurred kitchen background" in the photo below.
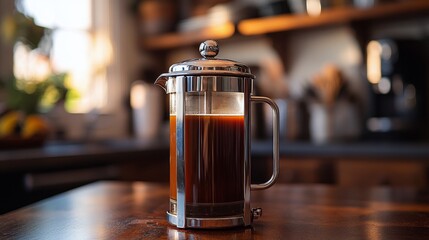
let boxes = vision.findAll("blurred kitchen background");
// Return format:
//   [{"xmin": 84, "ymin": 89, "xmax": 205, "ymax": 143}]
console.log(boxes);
[{"xmin": 1, "ymin": 0, "xmax": 429, "ymax": 214}]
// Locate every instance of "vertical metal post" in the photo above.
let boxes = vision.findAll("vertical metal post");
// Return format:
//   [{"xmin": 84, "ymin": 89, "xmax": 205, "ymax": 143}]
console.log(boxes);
[
  {"xmin": 176, "ymin": 76, "xmax": 186, "ymax": 228},
  {"xmin": 243, "ymin": 78, "xmax": 252, "ymax": 225}
]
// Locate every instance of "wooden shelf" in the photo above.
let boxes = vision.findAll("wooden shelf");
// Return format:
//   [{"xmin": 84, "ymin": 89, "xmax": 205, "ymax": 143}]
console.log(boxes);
[
  {"xmin": 141, "ymin": 22, "xmax": 234, "ymax": 50},
  {"xmin": 141, "ymin": 0, "xmax": 429, "ymax": 50},
  {"xmin": 238, "ymin": 0, "xmax": 429, "ymax": 35}
]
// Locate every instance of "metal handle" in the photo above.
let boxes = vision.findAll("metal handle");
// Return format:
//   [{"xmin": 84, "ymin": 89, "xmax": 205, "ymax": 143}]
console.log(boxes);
[{"xmin": 250, "ymin": 96, "xmax": 280, "ymax": 190}]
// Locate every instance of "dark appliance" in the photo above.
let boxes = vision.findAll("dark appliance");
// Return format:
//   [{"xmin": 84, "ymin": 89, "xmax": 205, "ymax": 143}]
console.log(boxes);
[{"xmin": 365, "ymin": 38, "xmax": 429, "ymax": 140}]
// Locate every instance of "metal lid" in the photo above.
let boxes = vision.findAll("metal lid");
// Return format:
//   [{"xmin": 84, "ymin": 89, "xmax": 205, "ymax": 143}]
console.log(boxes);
[
  {"xmin": 155, "ymin": 40, "xmax": 254, "ymax": 93},
  {"xmin": 163, "ymin": 40, "xmax": 254, "ymax": 78}
]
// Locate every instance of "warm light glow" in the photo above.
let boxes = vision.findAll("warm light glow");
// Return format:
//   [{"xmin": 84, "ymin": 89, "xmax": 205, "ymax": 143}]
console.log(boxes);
[
  {"xmin": 13, "ymin": 42, "xmax": 30, "ymax": 81},
  {"xmin": 367, "ymin": 40, "xmax": 382, "ymax": 84},
  {"xmin": 208, "ymin": 5, "xmax": 231, "ymax": 25},
  {"xmin": 28, "ymin": 51, "xmax": 52, "ymax": 82},
  {"xmin": 131, "ymin": 82, "xmax": 147, "ymax": 109},
  {"xmin": 92, "ymin": 71, "xmax": 108, "ymax": 110},
  {"xmin": 51, "ymin": 30, "xmax": 92, "ymax": 113},
  {"xmin": 89, "ymin": 31, "xmax": 112, "ymax": 112},
  {"xmin": 202, "ymin": 22, "xmax": 235, "ymax": 39},
  {"xmin": 306, "ymin": 0, "xmax": 322, "ymax": 16},
  {"xmin": 14, "ymin": 43, "xmax": 52, "ymax": 83},
  {"xmin": 51, "ymin": 30, "xmax": 113, "ymax": 113},
  {"xmin": 13, "ymin": 42, "xmax": 53, "ymax": 93},
  {"xmin": 92, "ymin": 31, "xmax": 113, "ymax": 70}
]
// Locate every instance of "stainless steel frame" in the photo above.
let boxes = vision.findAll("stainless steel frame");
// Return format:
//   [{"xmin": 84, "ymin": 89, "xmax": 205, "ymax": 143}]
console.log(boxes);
[
  {"xmin": 162, "ymin": 76, "xmax": 253, "ymax": 94},
  {"xmin": 175, "ymin": 76, "xmax": 186, "ymax": 228},
  {"xmin": 166, "ymin": 77, "xmax": 279, "ymax": 229},
  {"xmin": 162, "ymin": 40, "xmax": 279, "ymax": 229},
  {"xmin": 243, "ymin": 78, "xmax": 252, "ymax": 226},
  {"xmin": 167, "ymin": 212, "xmax": 245, "ymax": 229}
]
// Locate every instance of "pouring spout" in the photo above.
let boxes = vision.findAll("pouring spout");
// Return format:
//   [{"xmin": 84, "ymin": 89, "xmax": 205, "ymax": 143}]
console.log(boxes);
[{"xmin": 154, "ymin": 75, "xmax": 168, "ymax": 92}]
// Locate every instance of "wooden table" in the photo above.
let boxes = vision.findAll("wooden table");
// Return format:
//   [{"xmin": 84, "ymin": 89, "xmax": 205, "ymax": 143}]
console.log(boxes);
[{"xmin": 1, "ymin": 181, "xmax": 429, "ymax": 239}]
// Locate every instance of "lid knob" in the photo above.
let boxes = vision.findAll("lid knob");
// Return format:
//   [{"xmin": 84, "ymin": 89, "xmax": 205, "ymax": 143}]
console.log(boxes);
[{"xmin": 199, "ymin": 40, "xmax": 219, "ymax": 58}]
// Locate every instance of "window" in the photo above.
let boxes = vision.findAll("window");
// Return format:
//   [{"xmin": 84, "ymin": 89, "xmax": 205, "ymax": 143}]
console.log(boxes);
[{"xmin": 19, "ymin": 0, "xmax": 112, "ymax": 113}]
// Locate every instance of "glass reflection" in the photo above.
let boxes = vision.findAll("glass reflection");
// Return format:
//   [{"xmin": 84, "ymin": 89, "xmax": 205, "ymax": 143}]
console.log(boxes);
[{"xmin": 167, "ymin": 227, "xmax": 253, "ymax": 240}]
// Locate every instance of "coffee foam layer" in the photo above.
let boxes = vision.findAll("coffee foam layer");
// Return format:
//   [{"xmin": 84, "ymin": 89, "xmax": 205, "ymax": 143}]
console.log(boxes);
[{"xmin": 170, "ymin": 114, "xmax": 244, "ymax": 116}]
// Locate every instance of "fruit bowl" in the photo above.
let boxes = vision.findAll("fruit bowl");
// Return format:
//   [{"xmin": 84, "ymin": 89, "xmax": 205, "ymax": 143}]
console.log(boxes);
[{"xmin": 0, "ymin": 111, "xmax": 50, "ymax": 149}]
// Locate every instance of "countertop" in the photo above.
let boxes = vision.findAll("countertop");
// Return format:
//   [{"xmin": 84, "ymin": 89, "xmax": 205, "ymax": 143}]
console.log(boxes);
[
  {"xmin": 1, "ymin": 181, "xmax": 429, "ymax": 239},
  {"xmin": 0, "ymin": 138, "xmax": 169, "ymax": 172},
  {"xmin": 253, "ymin": 140, "xmax": 429, "ymax": 159}
]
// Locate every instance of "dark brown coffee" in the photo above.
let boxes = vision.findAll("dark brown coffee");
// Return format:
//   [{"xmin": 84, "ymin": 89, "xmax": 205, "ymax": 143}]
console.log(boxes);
[{"xmin": 170, "ymin": 114, "xmax": 244, "ymax": 217}]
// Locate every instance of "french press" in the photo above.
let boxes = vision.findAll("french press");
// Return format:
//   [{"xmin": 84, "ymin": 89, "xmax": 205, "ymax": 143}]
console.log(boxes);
[{"xmin": 155, "ymin": 40, "xmax": 279, "ymax": 229}]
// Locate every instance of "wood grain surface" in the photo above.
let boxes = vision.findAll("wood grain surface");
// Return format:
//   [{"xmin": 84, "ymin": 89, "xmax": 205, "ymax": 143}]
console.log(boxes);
[{"xmin": 1, "ymin": 181, "xmax": 429, "ymax": 240}]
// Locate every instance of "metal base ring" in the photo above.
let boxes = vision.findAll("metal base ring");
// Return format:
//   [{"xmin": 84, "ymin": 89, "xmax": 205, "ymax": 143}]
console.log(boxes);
[{"xmin": 167, "ymin": 211, "xmax": 246, "ymax": 229}]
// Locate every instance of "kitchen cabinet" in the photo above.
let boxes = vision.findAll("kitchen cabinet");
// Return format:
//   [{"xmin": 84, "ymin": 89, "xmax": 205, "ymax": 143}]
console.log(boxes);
[
  {"xmin": 253, "ymin": 141, "xmax": 429, "ymax": 187},
  {"xmin": 140, "ymin": 0, "xmax": 429, "ymax": 51},
  {"xmin": 337, "ymin": 160, "xmax": 427, "ymax": 187}
]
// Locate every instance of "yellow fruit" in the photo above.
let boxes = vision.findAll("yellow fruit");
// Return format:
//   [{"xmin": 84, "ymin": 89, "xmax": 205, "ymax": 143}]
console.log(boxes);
[
  {"xmin": 21, "ymin": 115, "xmax": 49, "ymax": 139},
  {"xmin": 0, "ymin": 111, "xmax": 20, "ymax": 137}
]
